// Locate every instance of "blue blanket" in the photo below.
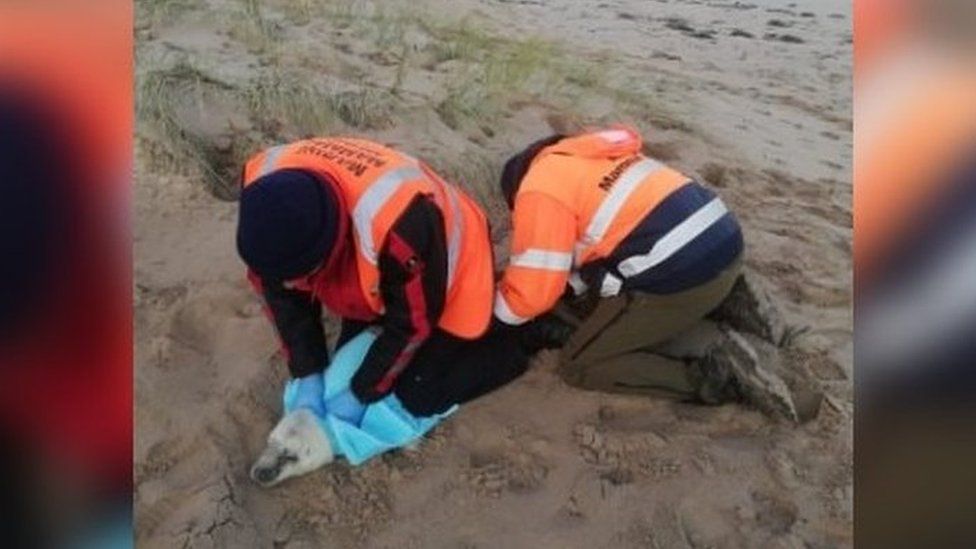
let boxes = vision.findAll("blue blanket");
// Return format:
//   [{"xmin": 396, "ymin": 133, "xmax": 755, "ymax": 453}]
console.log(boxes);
[{"xmin": 283, "ymin": 330, "xmax": 456, "ymax": 466}]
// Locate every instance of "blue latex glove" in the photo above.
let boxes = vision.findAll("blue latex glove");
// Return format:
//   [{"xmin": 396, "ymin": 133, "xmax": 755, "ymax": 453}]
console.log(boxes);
[
  {"xmin": 290, "ymin": 372, "xmax": 327, "ymax": 417},
  {"xmin": 326, "ymin": 390, "xmax": 366, "ymax": 426}
]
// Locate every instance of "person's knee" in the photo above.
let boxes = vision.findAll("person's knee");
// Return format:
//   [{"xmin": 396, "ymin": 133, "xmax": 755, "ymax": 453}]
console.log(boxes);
[
  {"xmin": 394, "ymin": 378, "xmax": 452, "ymax": 417},
  {"xmin": 399, "ymin": 394, "xmax": 453, "ymax": 417},
  {"xmin": 507, "ymin": 351, "xmax": 531, "ymax": 377}
]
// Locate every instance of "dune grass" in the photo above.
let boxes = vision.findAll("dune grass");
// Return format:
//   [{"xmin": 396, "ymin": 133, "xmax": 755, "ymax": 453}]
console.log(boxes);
[
  {"xmin": 417, "ymin": 15, "xmax": 655, "ymax": 135},
  {"xmin": 370, "ymin": 7, "xmax": 412, "ymax": 51},
  {"xmin": 243, "ymin": 71, "xmax": 353, "ymax": 138},
  {"xmin": 137, "ymin": 59, "xmax": 249, "ymax": 200},
  {"xmin": 139, "ymin": 56, "xmax": 367, "ymax": 199},
  {"xmin": 424, "ymin": 18, "xmax": 496, "ymax": 63},
  {"xmin": 328, "ymin": 87, "xmax": 396, "ymax": 129},
  {"xmin": 227, "ymin": 0, "xmax": 282, "ymax": 54},
  {"xmin": 137, "ymin": 1, "xmax": 690, "ymax": 200},
  {"xmin": 420, "ymin": 15, "xmax": 689, "ymax": 136},
  {"xmin": 435, "ymin": 83, "xmax": 491, "ymax": 131},
  {"xmin": 277, "ymin": 0, "xmax": 316, "ymax": 26},
  {"xmin": 423, "ymin": 20, "xmax": 571, "ymax": 131}
]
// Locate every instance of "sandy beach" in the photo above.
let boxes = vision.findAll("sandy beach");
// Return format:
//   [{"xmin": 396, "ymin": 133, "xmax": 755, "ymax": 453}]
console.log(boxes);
[{"xmin": 135, "ymin": 0, "xmax": 852, "ymax": 546}]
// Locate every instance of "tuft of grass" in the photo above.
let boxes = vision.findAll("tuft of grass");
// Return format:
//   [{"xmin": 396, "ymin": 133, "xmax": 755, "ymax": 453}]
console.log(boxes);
[
  {"xmin": 424, "ymin": 18, "xmax": 495, "ymax": 63},
  {"xmin": 421, "ymin": 17, "xmax": 615, "ymax": 132},
  {"xmin": 423, "ymin": 18, "xmax": 560, "ymax": 93},
  {"xmin": 369, "ymin": 7, "xmax": 412, "ymax": 51},
  {"xmin": 564, "ymin": 62, "xmax": 605, "ymax": 90},
  {"xmin": 138, "ymin": 60, "xmax": 371, "ymax": 200},
  {"xmin": 427, "ymin": 26, "xmax": 565, "ymax": 131},
  {"xmin": 329, "ymin": 87, "xmax": 395, "ymax": 129},
  {"xmin": 483, "ymin": 38, "xmax": 559, "ymax": 94},
  {"xmin": 243, "ymin": 73, "xmax": 340, "ymax": 138},
  {"xmin": 435, "ymin": 83, "xmax": 491, "ymax": 130},
  {"xmin": 228, "ymin": 0, "xmax": 281, "ymax": 54},
  {"xmin": 137, "ymin": 60, "xmax": 248, "ymax": 200}
]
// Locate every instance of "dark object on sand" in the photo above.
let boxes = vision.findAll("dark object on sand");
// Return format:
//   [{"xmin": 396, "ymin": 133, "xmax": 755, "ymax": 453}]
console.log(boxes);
[
  {"xmin": 764, "ymin": 33, "xmax": 805, "ymax": 44},
  {"xmin": 730, "ymin": 29, "xmax": 755, "ymax": 39}
]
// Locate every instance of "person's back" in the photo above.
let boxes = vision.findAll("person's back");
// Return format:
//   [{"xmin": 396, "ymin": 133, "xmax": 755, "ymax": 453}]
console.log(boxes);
[{"xmin": 497, "ymin": 126, "xmax": 743, "ymax": 324}]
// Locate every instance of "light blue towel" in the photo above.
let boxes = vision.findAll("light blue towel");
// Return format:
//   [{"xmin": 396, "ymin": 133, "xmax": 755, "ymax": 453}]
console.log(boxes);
[{"xmin": 283, "ymin": 330, "xmax": 456, "ymax": 466}]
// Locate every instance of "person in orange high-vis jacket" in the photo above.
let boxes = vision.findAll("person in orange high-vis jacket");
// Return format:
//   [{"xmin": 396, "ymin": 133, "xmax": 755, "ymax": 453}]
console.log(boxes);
[
  {"xmin": 237, "ymin": 138, "xmax": 532, "ymax": 420},
  {"xmin": 496, "ymin": 127, "xmax": 745, "ymax": 401}
]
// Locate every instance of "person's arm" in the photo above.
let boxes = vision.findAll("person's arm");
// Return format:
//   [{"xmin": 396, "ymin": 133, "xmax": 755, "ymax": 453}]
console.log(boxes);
[
  {"xmin": 350, "ymin": 196, "xmax": 447, "ymax": 403},
  {"xmin": 494, "ymin": 192, "xmax": 578, "ymax": 325},
  {"xmin": 247, "ymin": 270, "xmax": 328, "ymax": 378},
  {"xmin": 336, "ymin": 318, "xmax": 372, "ymax": 350}
]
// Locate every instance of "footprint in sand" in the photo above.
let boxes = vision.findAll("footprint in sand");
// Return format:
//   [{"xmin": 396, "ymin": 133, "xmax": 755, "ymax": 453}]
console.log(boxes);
[{"xmin": 464, "ymin": 448, "xmax": 550, "ymax": 498}]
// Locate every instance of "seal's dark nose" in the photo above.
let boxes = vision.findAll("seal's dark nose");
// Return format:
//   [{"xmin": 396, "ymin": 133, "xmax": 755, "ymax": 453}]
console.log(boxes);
[{"xmin": 251, "ymin": 465, "xmax": 278, "ymax": 485}]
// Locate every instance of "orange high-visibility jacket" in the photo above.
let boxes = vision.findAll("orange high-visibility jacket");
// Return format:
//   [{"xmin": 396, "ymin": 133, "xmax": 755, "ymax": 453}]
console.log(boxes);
[
  {"xmin": 242, "ymin": 137, "xmax": 494, "ymax": 339},
  {"xmin": 495, "ymin": 127, "xmax": 712, "ymax": 324}
]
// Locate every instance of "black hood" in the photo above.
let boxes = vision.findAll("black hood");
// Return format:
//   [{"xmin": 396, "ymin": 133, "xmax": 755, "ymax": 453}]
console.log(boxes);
[{"xmin": 499, "ymin": 134, "xmax": 565, "ymax": 209}]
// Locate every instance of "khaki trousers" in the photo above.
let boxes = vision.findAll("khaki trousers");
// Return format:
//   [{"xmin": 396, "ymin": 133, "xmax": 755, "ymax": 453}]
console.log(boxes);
[{"xmin": 558, "ymin": 260, "xmax": 742, "ymax": 399}]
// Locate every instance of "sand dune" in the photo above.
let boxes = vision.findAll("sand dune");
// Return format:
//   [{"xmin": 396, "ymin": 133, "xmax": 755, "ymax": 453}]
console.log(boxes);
[{"xmin": 135, "ymin": 0, "xmax": 851, "ymax": 546}]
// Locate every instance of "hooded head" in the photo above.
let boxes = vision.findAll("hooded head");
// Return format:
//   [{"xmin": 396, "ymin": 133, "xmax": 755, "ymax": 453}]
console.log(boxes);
[
  {"xmin": 499, "ymin": 134, "xmax": 566, "ymax": 208},
  {"xmin": 236, "ymin": 169, "xmax": 341, "ymax": 281}
]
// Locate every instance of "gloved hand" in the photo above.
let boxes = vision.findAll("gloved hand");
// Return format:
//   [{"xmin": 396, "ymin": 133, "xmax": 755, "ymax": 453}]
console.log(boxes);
[
  {"xmin": 350, "ymin": 363, "xmax": 392, "ymax": 404},
  {"xmin": 326, "ymin": 390, "xmax": 367, "ymax": 426},
  {"xmin": 290, "ymin": 372, "xmax": 327, "ymax": 417}
]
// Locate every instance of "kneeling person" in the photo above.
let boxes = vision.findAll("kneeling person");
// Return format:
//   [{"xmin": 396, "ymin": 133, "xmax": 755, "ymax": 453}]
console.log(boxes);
[
  {"xmin": 495, "ymin": 127, "xmax": 744, "ymax": 401},
  {"xmin": 237, "ymin": 137, "xmax": 531, "ymax": 428}
]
